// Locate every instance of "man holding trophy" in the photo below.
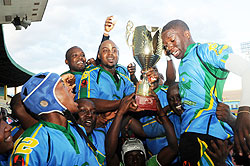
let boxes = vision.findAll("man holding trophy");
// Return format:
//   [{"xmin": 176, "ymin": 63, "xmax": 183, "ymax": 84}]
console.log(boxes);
[
  {"xmin": 126, "ymin": 20, "xmax": 176, "ymax": 111},
  {"xmin": 125, "ymin": 21, "xmax": 181, "ymax": 165}
]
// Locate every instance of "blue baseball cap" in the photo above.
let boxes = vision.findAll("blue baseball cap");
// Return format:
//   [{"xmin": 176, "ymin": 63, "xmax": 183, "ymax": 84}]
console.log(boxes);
[{"xmin": 21, "ymin": 72, "xmax": 67, "ymax": 115}]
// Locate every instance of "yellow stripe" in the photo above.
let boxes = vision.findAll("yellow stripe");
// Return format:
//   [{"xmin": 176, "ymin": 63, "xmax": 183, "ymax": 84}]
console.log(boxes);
[
  {"xmin": 161, "ymin": 87, "xmax": 168, "ymax": 91},
  {"xmin": 204, "ymin": 151, "xmax": 214, "ymax": 166},
  {"xmin": 84, "ymin": 68, "xmax": 99, "ymax": 99},
  {"xmin": 185, "ymin": 86, "xmax": 216, "ymax": 132},
  {"xmin": 197, "ymin": 138, "xmax": 208, "ymax": 158},
  {"xmin": 9, "ymin": 137, "xmax": 23, "ymax": 166},
  {"xmin": 25, "ymin": 124, "xmax": 43, "ymax": 166},
  {"xmin": 119, "ymin": 73, "xmax": 132, "ymax": 82},
  {"xmin": 79, "ymin": 68, "xmax": 99, "ymax": 99},
  {"xmin": 87, "ymin": 73, "xmax": 91, "ymax": 98},
  {"xmin": 142, "ymin": 120, "xmax": 157, "ymax": 128},
  {"xmin": 97, "ymin": 149, "xmax": 105, "ymax": 158},
  {"xmin": 197, "ymin": 138, "xmax": 214, "ymax": 166},
  {"xmin": 11, "ymin": 126, "xmax": 17, "ymax": 131},
  {"xmin": 218, "ymin": 45, "xmax": 228, "ymax": 55},
  {"xmin": 87, "ymin": 143, "xmax": 103, "ymax": 166},
  {"xmin": 220, "ymin": 59, "xmax": 226, "ymax": 63}
]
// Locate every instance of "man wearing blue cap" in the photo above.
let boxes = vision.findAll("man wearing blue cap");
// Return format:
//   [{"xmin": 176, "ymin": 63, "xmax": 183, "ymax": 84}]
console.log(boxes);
[{"xmin": 8, "ymin": 72, "xmax": 98, "ymax": 165}]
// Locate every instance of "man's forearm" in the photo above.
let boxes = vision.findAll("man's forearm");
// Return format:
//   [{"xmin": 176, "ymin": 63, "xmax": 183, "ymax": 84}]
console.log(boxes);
[{"xmin": 88, "ymin": 98, "xmax": 120, "ymax": 113}]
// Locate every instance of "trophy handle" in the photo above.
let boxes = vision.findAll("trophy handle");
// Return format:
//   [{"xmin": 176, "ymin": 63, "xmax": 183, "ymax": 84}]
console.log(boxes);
[{"xmin": 126, "ymin": 20, "xmax": 134, "ymax": 47}]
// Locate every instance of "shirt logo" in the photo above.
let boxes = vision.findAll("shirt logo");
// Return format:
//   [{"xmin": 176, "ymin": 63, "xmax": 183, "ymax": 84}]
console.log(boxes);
[{"xmin": 81, "ymin": 80, "xmax": 88, "ymax": 88}]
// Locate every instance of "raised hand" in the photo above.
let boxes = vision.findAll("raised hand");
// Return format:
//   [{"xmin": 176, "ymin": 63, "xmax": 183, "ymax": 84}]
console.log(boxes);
[
  {"xmin": 206, "ymin": 139, "xmax": 233, "ymax": 166},
  {"xmin": 104, "ymin": 15, "xmax": 117, "ymax": 34}
]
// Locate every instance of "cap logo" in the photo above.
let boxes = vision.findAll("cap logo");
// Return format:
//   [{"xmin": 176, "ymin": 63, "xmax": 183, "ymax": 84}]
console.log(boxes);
[{"xmin": 40, "ymin": 100, "xmax": 48, "ymax": 107}]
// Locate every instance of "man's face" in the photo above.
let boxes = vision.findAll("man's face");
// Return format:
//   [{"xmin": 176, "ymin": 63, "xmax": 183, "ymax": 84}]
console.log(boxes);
[
  {"xmin": 167, "ymin": 84, "xmax": 183, "ymax": 116},
  {"xmin": 161, "ymin": 28, "xmax": 188, "ymax": 59},
  {"xmin": 0, "ymin": 111, "xmax": 13, "ymax": 154},
  {"xmin": 98, "ymin": 40, "xmax": 119, "ymax": 69},
  {"xmin": 66, "ymin": 47, "xmax": 86, "ymax": 72},
  {"xmin": 124, "ymin": 150, "xmax": 145, "ymax": 166},
  {"xmin": 55, "ymin": 80, "xmax": 78, "ymax": 113},
  {"xmin": 76, "ymin": 100, "xmax": 97, "ymax": 135}
]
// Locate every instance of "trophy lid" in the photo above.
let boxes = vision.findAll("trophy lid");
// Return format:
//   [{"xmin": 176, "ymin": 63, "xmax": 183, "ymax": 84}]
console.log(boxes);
[{"xmin": 132, "ymin": 25, "xmax": 163, "ymax": 71}]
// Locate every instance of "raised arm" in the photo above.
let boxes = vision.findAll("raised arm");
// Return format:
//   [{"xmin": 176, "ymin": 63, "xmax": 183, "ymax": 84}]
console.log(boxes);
[
  {"xmin": 153, "ymin": 92, "xmax": 178, "ymax": 165},
  {"xmin": 225, "ymin": 53, "xmax": 250, "ymax": 158},
  {"xmin": 10, "ymin": 93, "xmax": 38, "ymax": 130},
  {"xmin": 105, "ymin": 93, "xmax": 136, "ymax": 166},
  {"xmin": 96, "ymin": 16, "xmax": 116, "ymax": 65},
  {"xmin": 164, "ymin": 53, "xmax": 176, "ymax": 86},
  {"xmin": 127, "ymin": 63, "xmax": 138, "ymax": 85},
  {"xmin": 88, "ymin": 98, "xmax": 121, "ymax": 113}
]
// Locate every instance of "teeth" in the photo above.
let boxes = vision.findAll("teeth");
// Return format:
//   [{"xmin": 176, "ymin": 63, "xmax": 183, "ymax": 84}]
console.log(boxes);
[
  {"xmin": 77, "ymin": 61, "xmax": 83, "ymax": 64},
  {"xmin": 86, "ymin": 120, "xmax": 91, "ymax": 123}
]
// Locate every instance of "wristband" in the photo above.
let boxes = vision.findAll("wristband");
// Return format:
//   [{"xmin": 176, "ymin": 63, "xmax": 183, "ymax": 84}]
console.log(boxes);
[
  {"xmin": 104, "ymin": 31, "xmax": 109, "ymax": 35},
  {"xmin": 166, "ymin": 55, "xmax": 172, "ymax": 61}
]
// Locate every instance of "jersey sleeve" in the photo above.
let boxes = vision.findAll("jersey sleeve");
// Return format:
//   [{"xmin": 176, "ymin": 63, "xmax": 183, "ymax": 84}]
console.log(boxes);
[
  {"xmin": 79, "ymin": 71, "xmax": 100, "ymax": 99},
  {"xmin": 122, "ymin": 75, "xmax": 135, "ymax": 96},
  {"xmin": 10, "ymin": 136, "xmax": 48, "ymax": 166},
  {"xmin": 199, "ymin": 43, "xmax": 233, "ymax": 70},
  {"xmin": 141, "ymin": 117, "xmax": 165, "ymax": 137}
]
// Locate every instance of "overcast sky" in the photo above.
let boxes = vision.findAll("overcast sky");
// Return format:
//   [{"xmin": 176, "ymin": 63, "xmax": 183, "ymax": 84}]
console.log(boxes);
[{"xmin": 3, "ymin": 0, "xmax": 250, "ymax": 95}]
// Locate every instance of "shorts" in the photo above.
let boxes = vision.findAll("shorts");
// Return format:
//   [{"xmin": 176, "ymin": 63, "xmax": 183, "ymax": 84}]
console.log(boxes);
[{"xmin": 179, "ymin": 132, "xmax": 219, "ymax": 166}]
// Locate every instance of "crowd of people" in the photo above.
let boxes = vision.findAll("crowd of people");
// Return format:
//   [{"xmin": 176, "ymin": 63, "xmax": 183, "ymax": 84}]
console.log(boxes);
[{"xmin": 0, "ymin": 16, "xmax": 249, "ymax": 166}]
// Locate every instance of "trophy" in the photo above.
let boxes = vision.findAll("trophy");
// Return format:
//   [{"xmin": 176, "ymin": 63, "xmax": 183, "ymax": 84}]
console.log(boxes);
[{"xmin": 126, "ymin": 21, "xmax": 163, "ymax": 111}]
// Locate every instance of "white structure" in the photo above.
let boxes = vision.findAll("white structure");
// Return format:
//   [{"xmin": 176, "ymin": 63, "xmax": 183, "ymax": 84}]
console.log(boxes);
[
  {"xmin": 241, "ymin": 41, "xmax": 250, "ymax": 59},
  {"xmin": 0, "ymin": 0, "xmax": 48, "ymax": 30}
]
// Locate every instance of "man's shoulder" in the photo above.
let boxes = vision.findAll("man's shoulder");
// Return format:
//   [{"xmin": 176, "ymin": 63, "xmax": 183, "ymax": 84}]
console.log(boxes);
[
  {"xmin": 61, "ymin": 70, "xmax": 71, "ymax": 76},
  {"xmin": 85, "ymin": 65, "xmax": 100, "ymax": 72},
  {"xmin": 198, "ymin": 42, "xmax": 232, "ymax": 53},
  {"xmin": 81, "ymin": 66, "xmax": 101, "ymax": 80},
  {"xmin": 21, "ymin": 122, "xmax": 46, "ymax": 138}
]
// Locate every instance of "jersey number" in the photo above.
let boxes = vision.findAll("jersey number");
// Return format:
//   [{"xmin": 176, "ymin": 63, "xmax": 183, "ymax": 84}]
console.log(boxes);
[{"xmin": 15, "ymin": 137, "xmax": 39, "ymax": 154}]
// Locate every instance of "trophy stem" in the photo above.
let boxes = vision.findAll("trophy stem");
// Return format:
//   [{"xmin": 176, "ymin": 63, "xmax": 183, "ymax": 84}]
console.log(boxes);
[{"xmin": 136, "ymin": 73, "xmax": 150, "ymax": 96}]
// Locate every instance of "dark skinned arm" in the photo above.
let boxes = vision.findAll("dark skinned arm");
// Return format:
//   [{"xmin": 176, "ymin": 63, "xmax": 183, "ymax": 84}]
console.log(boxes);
[
  {"xmin": 105, "ymin": 93, "xmax": 136, "ymax": 166},
  {"xmin": 10, "ymin": 93, "xmax": 38, "ymax": 130},
  {"xmin": 164, "ymin": 57, "xmax": 176, "ymax": 86},
  {"xmin": 234, "ymin": 106, "xmax": 250, "ymax": 158},
  {"xmin": 153, "ymin": 91, "xmax": 178, "ymax": 165},
  {"xmin": 127, "ymin": 63, "xmax": 138, "ymax": 86},
  {"xmin": 88, "ymin": 98, "xmax": 121, "ymax": 113}
]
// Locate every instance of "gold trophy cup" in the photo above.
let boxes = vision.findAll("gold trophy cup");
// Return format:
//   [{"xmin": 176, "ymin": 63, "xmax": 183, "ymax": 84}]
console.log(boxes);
[{"xmin": 126, "ymin": 21, "xmax": 163, "ymax": 111}]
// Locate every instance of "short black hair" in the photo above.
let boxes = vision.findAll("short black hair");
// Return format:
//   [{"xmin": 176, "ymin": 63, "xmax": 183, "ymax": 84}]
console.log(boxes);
[
  {"xmin": 65, "ymin": 46, "xmax": 81, "ymax": 60},
  {"xmin": 162, "ymin": 19, "xmax": 189, "ymax": 33}
]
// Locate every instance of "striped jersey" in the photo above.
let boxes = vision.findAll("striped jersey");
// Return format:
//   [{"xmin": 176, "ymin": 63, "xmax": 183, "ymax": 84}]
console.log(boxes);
[
  {"xmin": 179, "ymin": 43, "xmax": 233, "ymax": 140},
  {"xmin": 79, "ymin": 65, "xmax": 135, "ymax": 100},
  {"xmin": 9, "ymin": 120, "xmax": 106, "ymax": 166}
]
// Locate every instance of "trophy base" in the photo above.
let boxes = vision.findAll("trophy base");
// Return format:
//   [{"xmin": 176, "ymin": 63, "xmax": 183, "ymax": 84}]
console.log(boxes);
[{"xmin": 135, "ymin": 95, "xmax": 157, "ymax": 111}]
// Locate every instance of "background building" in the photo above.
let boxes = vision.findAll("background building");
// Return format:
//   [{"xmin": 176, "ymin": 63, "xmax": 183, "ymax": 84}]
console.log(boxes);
[
  {"xmin": 240, "ymin": 41, "xmax": 250, "ymax": 59},
  {"xmin": 223, "ymin": 90, "xmax": 241, "ymax": 113}
]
